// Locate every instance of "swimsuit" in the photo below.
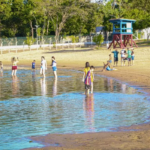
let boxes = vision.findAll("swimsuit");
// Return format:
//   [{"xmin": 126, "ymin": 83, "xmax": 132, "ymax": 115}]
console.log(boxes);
[
  {"xmin": 52, "ymin": 60, "xmax": 57, "ymax": 71},
  {"xmin": 32, "ymin": 62, "xmax": 35, "ymax": 69},
  {"xmin": 12, "ymin": 62, "xmax": 18, "ymax": 70},
  {"xmin": 41, "ymin": 60, "xmax": 46, "ymax": 70},
  {"xmin": 106, "ymin": 66, "xmax": 112, "ymax": 71}
]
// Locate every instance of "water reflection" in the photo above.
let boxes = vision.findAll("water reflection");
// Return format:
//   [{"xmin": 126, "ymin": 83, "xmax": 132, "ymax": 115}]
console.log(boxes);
[
  {"xmin": 0, "ymin": 72, "xmax": 3, "ymax": 77},
  {"xmin": 53, "ymin": 79, "xmax": 57, "ymax": 97},
  {"xmin": 83, "ymin": 94, "xmax": 95, "ymax": 132},
  {"xmin": 0, "ymin": 70, "xmax": 138, "ymax": 101},
  {"xmin": 0, "ymin": 69, "xmax": 150, "ymax": 150},
  {"xmin": 40, "ymin": 78, "xmax": 47, "ymax": 96},
  {"xmin": 12, "ymin": 76, "xmax": 20, "ymax": 97}
]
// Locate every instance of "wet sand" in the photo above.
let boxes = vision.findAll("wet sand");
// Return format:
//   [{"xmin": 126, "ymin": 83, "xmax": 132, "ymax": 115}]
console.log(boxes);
[{"xmin": 1, "ymin": 47, "xmax": 150, "ymax": 149}]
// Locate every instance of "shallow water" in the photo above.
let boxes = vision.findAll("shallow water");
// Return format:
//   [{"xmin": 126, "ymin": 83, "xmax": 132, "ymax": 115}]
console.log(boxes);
[{"xmin": 0, "ymin": 69, "xmax": 150, "ymax": 150}]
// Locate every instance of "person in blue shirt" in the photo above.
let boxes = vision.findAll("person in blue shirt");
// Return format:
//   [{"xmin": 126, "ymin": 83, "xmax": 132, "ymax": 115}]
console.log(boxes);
[
  {"xmin": 111, "ymin": 49, "xmax": 119, "ymax": 67},
  {"xmin": 32, "ymin": 60, "xmax": 36, "ymax": 71}
]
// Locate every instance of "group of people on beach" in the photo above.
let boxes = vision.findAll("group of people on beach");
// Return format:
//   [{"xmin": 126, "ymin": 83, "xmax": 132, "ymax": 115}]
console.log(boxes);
[
  {"xmin": 102, "ymin": 48, "xmax": 135, "ymax": 71},
  {"xmin": 0, "ymin": 47, "xmax": 135, "ymax": 95},
  {"xmin": 0, "ymin": 56, "xmax": 58, "ymax": 78}
]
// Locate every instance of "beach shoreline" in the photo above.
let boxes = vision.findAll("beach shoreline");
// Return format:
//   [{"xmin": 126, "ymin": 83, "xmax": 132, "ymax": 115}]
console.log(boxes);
[
  {"xmin": 23, "ymin": 66, "xmax": 150, "ymax": 150},
  {"xmin": 1, "ymin": 47, "xmax": 150, "ymax": 150}
]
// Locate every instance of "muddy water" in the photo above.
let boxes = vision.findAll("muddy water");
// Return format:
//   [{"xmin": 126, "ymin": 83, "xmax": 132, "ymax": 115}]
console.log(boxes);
[{"xmin": 0, "ymin": 69, "xmax": 150, "ymax": 150}]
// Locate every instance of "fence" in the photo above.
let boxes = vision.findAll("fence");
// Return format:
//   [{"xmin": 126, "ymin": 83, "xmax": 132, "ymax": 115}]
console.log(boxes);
[{"xmin": 0, "ymin": 35, "xmax": 99, "ymax": 54}]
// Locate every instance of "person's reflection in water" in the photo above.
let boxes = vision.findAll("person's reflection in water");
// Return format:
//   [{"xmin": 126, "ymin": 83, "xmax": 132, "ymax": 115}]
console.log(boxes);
[
  {"xmin": 107, "ymin": 78, "xmax": 113, "ymax": 92},
  {"xmin": 83, "ymin": 94, "xmax": 95, "ymax": 132},
  {"xmin": 0, "ymin": 71, "xmax": 3, "ymax": 77},
  {"xmin": 32, "ymin": 71, "xmax": 37, "ymax": 95},
  {"xmin": 53, "ymin": 79, "xmax": 57, "ymax": 97},
  {"xmin": 32, "ymin": 71, "xmax": 36, "ymax": 79},
  {"xmin": 12, "ymin": 76, "xmax": 20, "ymax": 97},
  {"xmin": 40, "ymin": 78, "xmax": 50, "ymax": 117},
  {"xmin": 121, "ymin": 83, "xmax": 127, "ymax": 94},
  {"xmin": 0, "ymin": 77, "xmax": 2, "ymax": 98},
  {"xmin": 40, "ymin": 78, "xmax": 47, "ymax": 96}
]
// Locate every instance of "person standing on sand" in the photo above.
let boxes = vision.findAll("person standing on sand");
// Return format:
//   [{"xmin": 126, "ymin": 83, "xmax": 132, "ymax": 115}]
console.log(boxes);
[
  {"xmin": 131, "ymin": 48, "xmax": 135, "ymax": 66},
  {"xmin": 11, "ymin": 57, "xmax": 19, "ymax": 76},
  {"xmin": 123, "ymin": 50, "xmax": 127, "ymax": 66},
  {"xmin": 111, "ymin": 49, "xmax": 119, "ymax": 67},
  {"xmin": 120, "ymin": 48, "xmax": 125, "ymax": 66},
  {"xmin": 40, "ymin": 56, "xmax": 47, "ymax": 78},
  {"xmin": 127, "ymin": 48, "xmax": 132, "ymax": 66},
  {"xmin": 51, "ymin": 56, "xmax": 57, "ymax": 79}
]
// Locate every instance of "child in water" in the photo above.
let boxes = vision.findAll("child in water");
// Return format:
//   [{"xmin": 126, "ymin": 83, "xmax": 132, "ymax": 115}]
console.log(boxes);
[
  {"xmin": 11, "ymin": 57, "xmax": 19, "ymax": 76},
  {"xmin": 32, "ymin": 60, "xmax": 36, "ymax": 71},
  {"xmin": 51, "ymin": 56, "xmax": 57, "ymax": 79},
  {"xmin": 40, "ymin": 56, "xmax": 47, "ymax": 78},
  {"xmin": 84, "ymin": 66, "xmax": 95, "ymax": 95},
  {"xmin": 0, "ymin": 61, "xmax": 3, "ymax": 73}
]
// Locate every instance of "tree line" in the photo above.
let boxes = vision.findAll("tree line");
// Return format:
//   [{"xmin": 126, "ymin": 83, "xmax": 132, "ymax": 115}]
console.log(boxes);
[{"xmin": 0, "ymin": 0, "xmax": 150, "ymax": 40}]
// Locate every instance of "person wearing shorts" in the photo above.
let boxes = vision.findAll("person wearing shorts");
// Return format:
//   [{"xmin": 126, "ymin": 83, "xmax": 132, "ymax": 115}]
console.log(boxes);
[
  {"xmin": 11, "ymin": 57, "xmax": 19, "ymax": 76},
  {"xmin": 123, "ymin": 50, "xmax": 127, "ymax": 66},
  {"xmin": 127, "ymin": 48, "xmax": 132, "ymax": 66},
  {"xmin": 112, "ymin": 49, "xmax": 119, "ymax": 66},
  {"xmin": 131, "ymin": 48, "xmax": 135, "ymax": 65},
  {"xmin": 40, "ymin": 56, "xmax": 47, "ymax": 78},
  {"xmin": 51, "ymin": 56, "xmax": 57, "ymax": 79},
  {"xmin": 32, "ymin": 60, "xmax": 36, "ymax": 71}
]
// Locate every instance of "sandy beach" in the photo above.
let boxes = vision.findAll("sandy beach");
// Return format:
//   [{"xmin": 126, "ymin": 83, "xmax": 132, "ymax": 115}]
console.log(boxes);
[{"xmin": 1, "ymin": 46, "xmax": 150, "ymax": 150}]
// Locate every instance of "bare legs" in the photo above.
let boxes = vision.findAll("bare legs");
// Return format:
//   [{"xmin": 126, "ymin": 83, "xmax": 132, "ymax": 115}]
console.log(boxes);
[
  {"xmin": 114, "ymin": 61, "xmax": 118, "ymax": 67},
  {"xmin": 40, "ymin": 68, "xmax": 45, "ymax": 78},
  {"xmin": 85, "ymin": 88, "xmax": 90, "ymax": 95},
  {"xmin": 91, "ymin": 82, "xmax": 93, "ymax": 94},
  {"xmin": 12, "ymin": 70, "xmax": 17, "ymax": 76},
  {"xmin": 128, "ymin": 59, "xmax": 131, "ymax": 66},
  {"xmin": 121, "ymin": 58, "xmax": 124, "ymax": 66},
  {"xmin": 132, "ymin": 60, "xmax": 134, "ymax": 66},
  {"xmin": 123, "ymin": 60, "xmax": 126, "ymax": 66},
  {"xmin": 53, "ymin": 71, "xmax": 57, "ymax": 79}
]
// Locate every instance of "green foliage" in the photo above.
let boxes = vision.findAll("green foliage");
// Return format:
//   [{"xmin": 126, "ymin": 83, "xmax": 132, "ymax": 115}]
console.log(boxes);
[
  {"xmin": 37, "ymin": 28, "xmax": 42, "ymax": 37},
  {"xmin": 53, "ymin": 42, "xmax": 56, "ymax": 48},
  {"xmin": 93, "ymin": 34, "xmax": 104, "ymax": 47},
  {"xmin": 24, "ymin": 33, "xmax": 35, "ymax": 49},
  {"xmin": 70, "ymin": 36, "xmax": 79, "ymax": 43},
  {"xmin": 0, "ymin": 0, "xmax": 150, "ymax": 39}
]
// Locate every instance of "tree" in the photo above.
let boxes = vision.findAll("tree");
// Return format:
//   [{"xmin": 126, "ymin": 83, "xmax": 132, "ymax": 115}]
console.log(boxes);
[
  {"xmin": 93, "ymin": 34, "xmax": 104, "ymax": 47},
  {"xmin": 0, "ymin": 0, "xmax": 11, "ymax": 37}
]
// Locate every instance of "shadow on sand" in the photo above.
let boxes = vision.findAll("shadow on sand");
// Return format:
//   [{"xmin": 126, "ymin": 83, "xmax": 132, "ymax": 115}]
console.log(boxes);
[{"xmin": 43, "ymin": 48, "xmax": 95, "ymax": 54}]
